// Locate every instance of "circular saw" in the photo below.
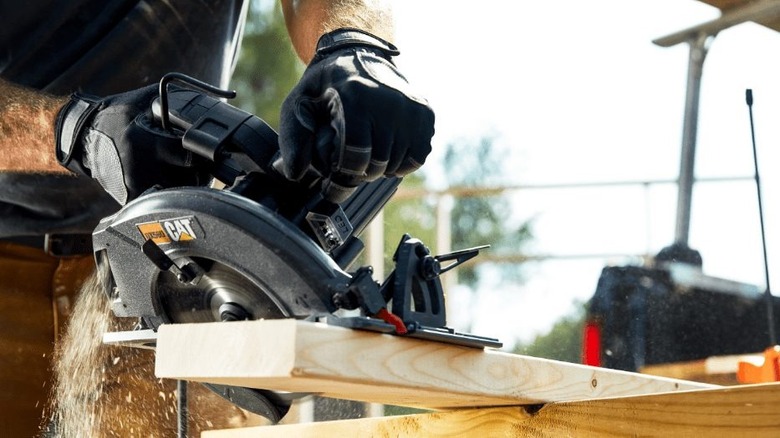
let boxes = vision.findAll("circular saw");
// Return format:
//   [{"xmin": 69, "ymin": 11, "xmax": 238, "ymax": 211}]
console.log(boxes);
[{"xmin": 94, "ymin": 73, "xmax": 498, "ymax": 423}]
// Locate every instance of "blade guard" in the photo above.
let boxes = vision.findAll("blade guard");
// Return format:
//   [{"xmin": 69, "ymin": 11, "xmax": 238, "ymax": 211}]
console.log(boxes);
[{"xmin": 92, "ymin": 187, "xmax": 348, "ymax": 327}]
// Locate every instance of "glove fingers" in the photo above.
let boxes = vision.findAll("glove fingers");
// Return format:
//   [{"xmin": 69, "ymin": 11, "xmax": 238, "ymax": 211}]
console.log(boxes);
[
  {"xmin": 278, "ymin": 94, "xmax": 318, "ymax": 180},
  {"xmin": 365, "ymin": 121, "xmax": 392, "ymax": 180},
  {"xmin": 393, "ymin": 104, "xmax": 435, "ymax": 176},
  {"xmin": 312, "ymin": 88, "xmax": 346, "ymax": 175},
  {"xmin": 321, "ymin": 176, "xmax": 359, "ymax": 204},
  {"xmin": 314, "ymin": 88, "xmax": 362, "ymax": 202},
  {"xmin": 312, "ymin": 88, "xmax": 376, "ymax": 201},
  {"xmin": 335, "ymin": 89, "xmax": 375, "ymax": 180}
]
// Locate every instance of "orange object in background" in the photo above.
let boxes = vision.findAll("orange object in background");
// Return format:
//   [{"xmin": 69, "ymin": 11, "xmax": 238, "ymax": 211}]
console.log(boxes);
[{"xmin": 737, "ymin": 345, "xmax": 780, "ymax": 383}]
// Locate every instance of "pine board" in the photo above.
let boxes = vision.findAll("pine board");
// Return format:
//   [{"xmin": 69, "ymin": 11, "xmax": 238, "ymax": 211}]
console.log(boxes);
[{"xmin": 155, "ymin": 319, "xmax": 712, "ymax": 410}]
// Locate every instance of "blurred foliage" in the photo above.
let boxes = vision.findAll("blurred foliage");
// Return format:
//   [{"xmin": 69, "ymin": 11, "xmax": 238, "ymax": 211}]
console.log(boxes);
[
  {"xmin": 231, "ymin": 0, "xmax": 304, "ymax": 128},
  {"xmin": 379, "ymin": 136, "xmax": 534, "ymax": 284},
  {"xmin": 443, "ymin": 136, "xmax": 533, "ymax": 287},
  {"xmin": 513, "ymin": 302, "xmax": 586, "ymax": 364},
  {"xmin": 374, "ymin": 137, "xmax": 533, "ymax": 288},
  {"xmin": 379, "ymin": 173, "xmax": 438, "ymax": 275}
]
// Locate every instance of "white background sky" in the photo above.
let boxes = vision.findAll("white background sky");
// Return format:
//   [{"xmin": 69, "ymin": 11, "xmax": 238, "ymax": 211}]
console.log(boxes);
[{"xmin": 391, "ymin": 1, "xmax": 780, "ymax": 349}]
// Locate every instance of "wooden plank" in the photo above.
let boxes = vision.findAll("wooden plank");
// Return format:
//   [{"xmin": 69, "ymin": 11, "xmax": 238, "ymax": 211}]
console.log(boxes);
[
  {"xmin": 200, "ymin": 382, "xmax": 780, "ymax": 437},
  {"xmin": 654, "ymin": 0, "xmax": 780, "ymax": 47},
  {"xmin": 155, "ymin": 320, "xmax": 712, "ymax": 410},
  {"xmin": 696, "ymin": 0, "xmax": 780, "ymax": 33},
  {"xmin": 641, "ymin": 352, "xmax": 765, "ymax": 385}
]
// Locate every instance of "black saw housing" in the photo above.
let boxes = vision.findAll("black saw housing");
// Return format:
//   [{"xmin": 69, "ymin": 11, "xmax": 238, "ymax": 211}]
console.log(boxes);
[{"xmin": 92, "ymin": 73, "xmax": 497, "ymax": 423}]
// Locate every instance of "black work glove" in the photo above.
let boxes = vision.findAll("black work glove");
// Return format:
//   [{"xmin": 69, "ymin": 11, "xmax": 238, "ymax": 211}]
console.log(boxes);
[
  {"xmin": 55, "ymin": 84, "xmax": 206, "ymax": 205},
  {"xmin": 279, "ymin": 28, "xmax": 435, "ymax": 203}
]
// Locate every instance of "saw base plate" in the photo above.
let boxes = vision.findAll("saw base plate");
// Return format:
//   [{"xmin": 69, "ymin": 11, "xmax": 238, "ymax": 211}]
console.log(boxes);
[{"xmin": 323, "ymin": 316, "xmax": 503, "ymax": 349}]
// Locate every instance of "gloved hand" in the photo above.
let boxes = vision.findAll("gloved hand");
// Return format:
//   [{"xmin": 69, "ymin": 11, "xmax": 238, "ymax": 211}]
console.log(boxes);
[
  {"xmin": 55, "ymin": 84, "xmax": 207, "ymax": 205},
  {"xmin": 279, "ymin": 28, "xmax": 435, "ymax": 203}
]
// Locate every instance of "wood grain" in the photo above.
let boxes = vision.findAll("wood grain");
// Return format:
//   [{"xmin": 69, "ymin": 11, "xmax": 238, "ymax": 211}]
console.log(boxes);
[
  {"xmin": 155, "ymin": 320, "xmax": 712, "ymax": 410},
  {"xmin": 201, "ymin": 382, "xmax": 780, "ymax": 437}
]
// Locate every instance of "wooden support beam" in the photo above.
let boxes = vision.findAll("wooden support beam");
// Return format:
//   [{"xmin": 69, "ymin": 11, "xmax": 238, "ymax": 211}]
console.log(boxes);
[
  {"xmin": 653, "ymin": 0, "xmax": 780, "ymax": 47},
  {"xmin": 155, "ymin": 320, "xmax": 712, "ymax": 410},
  {"xmin": 200, "ymin": 382, "xmax": 780, "ymax": 437},
  {"xmin": 641, "ymin": 352, "xmax": 765, "ymax": 385}
]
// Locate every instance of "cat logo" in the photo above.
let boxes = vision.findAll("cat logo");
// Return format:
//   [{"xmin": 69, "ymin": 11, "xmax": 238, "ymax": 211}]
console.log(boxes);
[{"xmin": 137, "ymin": 216, "xmax": 201, "ymax": 245}]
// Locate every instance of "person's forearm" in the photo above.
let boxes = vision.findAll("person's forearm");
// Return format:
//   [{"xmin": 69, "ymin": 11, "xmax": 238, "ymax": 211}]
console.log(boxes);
[
  {"xmin": 281, "ymin": 0, "xmax": 394, "ymax": 63},
  {"xmin": 0, "ymin": 79, "xmax": 69, "ymax": 174}
]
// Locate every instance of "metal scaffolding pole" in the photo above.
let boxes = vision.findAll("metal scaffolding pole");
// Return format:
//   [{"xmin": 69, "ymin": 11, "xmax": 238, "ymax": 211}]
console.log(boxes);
[
  {"xmin": 674, "ymin": 32, "xmax": 710, "ymax": 245},
  {"xmin": 653, "ymin": 0, "xmax": 780, "ymax": 245}
]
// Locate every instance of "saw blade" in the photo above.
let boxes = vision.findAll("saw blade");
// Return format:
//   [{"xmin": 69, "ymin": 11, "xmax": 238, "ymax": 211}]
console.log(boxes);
[{"xmin": 155, "ymin": 258, "xmax": 286, "ymax": 324}]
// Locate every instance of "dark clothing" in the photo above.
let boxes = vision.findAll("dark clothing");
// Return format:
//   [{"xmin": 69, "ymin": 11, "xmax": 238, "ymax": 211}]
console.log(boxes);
[
  {"xmin": 0, "ymin": 0, "xmax": 246, "ymax": 237},
  {"xmin": 0, "ymin": 2, "xmax": 252, "ymax": 435}
]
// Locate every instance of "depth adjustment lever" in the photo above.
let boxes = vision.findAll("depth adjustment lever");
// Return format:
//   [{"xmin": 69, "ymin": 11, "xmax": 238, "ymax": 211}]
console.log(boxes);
[{"xmin": 332, "ymin": 234, "xmax": 490, "ymax": 335}]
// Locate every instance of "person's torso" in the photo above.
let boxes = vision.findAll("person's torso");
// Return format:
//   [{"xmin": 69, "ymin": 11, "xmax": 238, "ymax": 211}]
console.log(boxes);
[{"xmin": 0, "ymin": 0, "xmax": 247, "ymax": 236}]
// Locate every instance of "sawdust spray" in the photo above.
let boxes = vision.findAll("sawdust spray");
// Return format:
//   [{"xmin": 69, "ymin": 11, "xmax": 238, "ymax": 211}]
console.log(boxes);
[
  {"xmin": 45, "ymin": 263, "xmax": 136, "ymax": 437},
  {"xmin": 45, "ymin": 264, "xmax": 184, "ymax": 437},
  {"xmin": 44, "ymin": 265, "xmax": 260, "ymax": 437}
]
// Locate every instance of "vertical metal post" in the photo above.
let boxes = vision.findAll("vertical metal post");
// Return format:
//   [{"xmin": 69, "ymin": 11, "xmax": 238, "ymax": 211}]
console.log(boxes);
[
  {"xmin": 363, "ymin": 211, "xmax": 386, "ymax": 418},
  {"xmin": 654, "ymin": 1, "xmax": 780, "ymax": 247},
  {"xmin": 367, "ymin": 210, "xmax": 386, "ymax": 279},
  {"xmin": 436, "ymin": 194, "xmax": 454, "ymax": 317},
  {"xmin": 674, "ymin": 32, "xmax": 711, "ymax": 245}
]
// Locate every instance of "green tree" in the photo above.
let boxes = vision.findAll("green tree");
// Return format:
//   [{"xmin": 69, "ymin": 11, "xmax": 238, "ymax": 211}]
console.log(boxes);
[
  {"xmin": 378, "ymin": 173, "xmax": 438, "ymax": 273},
  {"xmin": 231, "ymin": 0, "xmax": 304, "ymax": 128},
  {"xmin": 514, "ymin": 303, "xmax": 586, "ymax": 364},
  {"xmin": 372, "ymin": 135, "xmax": 533, "ymax": 302},
  {"xmin": 443, "ymin": 136, "xmax": 533, "ymax": 286}
]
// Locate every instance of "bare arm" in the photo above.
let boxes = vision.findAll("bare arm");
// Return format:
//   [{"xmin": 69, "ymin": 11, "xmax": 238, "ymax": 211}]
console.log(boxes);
[
  {"xmin": 280, "ymin": 0, "xmax": 394, "ymax": 63},
  {"xmin": 0, "ymin": 79, "xmax": 70, "ymax": 174}
]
